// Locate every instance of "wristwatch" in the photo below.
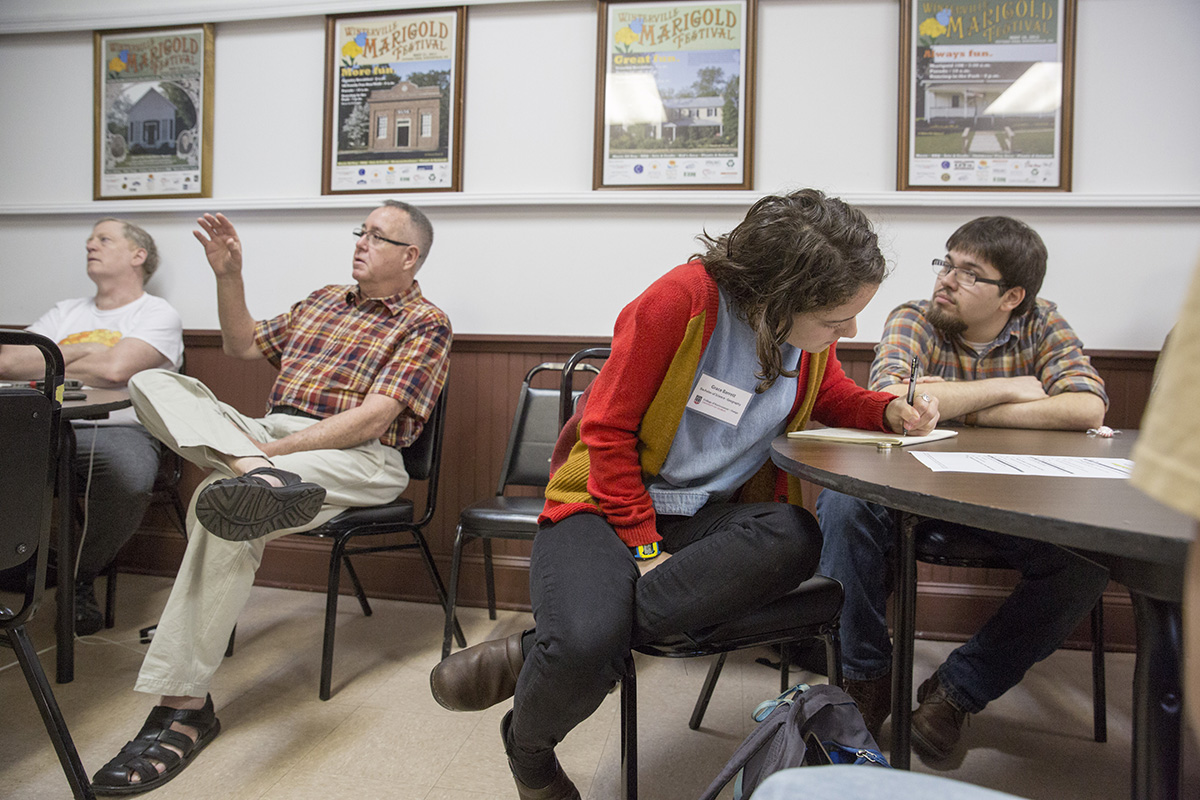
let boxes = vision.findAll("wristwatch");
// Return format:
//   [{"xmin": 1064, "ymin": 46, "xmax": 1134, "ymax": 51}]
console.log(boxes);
[{"xmin": 630, "ymin": 542, "xmax": 660, "ymax": 561}]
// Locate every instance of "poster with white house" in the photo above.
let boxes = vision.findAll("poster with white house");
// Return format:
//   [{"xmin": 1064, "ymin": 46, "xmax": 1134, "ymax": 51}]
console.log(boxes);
[
  {"xmin": 94, "ymin": 25, "xmax": 213, "ymax": 199},
  {"xmin": 900, "ymin": 0, "xmax": 1074, "ymax": 190},
  {"xmin": 596, "ymin": 0, "xmax": 754, "ymax": 190}
]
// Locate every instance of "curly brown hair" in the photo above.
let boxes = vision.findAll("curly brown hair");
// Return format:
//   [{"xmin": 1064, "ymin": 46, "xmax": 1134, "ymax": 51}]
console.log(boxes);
[{"xmin": 696, "ymin": 189, "xmax": 887, "ymax": 391}]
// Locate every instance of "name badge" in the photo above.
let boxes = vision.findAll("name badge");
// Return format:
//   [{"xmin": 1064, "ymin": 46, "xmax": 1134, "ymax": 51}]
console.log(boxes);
[{"xmin": 688, "ymin": 373, "xmax": 751, "ymax": 427}]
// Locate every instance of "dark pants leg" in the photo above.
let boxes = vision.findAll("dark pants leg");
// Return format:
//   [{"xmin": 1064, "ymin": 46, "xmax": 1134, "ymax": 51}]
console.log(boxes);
[
  {"xmin": 71, "ymin": 424, "xmax": 162, "ymax": 584},
  {"xmin": 937, "ymin": 527, "xmax": 1109, "ymax": 713},
  {"xmin": 507, "ymin": 502, "xmax": 821, "ymax": 780}
]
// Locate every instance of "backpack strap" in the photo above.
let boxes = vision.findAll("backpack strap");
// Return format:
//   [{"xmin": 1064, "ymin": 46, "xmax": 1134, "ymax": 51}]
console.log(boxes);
[{"xmin": 695, "ymin": 685, "xmax": 809, "ymax": 800}]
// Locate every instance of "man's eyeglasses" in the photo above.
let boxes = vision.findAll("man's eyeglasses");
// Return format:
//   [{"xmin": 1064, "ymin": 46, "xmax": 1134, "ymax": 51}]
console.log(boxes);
[
  {"xmin": 352, "ymin": 228, "xmax": 411, "ymax": 248},
  {"xmin": 932, "ymin": 259, "xmax": 1005, "ymax": 289}
]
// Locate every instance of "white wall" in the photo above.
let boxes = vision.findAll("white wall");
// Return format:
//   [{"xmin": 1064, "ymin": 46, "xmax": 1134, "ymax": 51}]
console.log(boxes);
[{"xmin": 1, "ymin": 0, "xmax": 1197, "ymax": 349}]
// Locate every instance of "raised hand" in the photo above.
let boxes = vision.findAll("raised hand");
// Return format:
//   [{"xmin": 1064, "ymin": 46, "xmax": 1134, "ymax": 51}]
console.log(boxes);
[{"xmin": 193, "ymin": 213, "xmax": 243, "ymax": 279}]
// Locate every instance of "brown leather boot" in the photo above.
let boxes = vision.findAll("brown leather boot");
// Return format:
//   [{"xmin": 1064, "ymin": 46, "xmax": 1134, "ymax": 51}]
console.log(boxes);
[
  {"xmin": 911, "ymin": 672, "xmax": 968, "ymax": 760},
  {"xmin": 502, "ymin": 710, "xmax": 581, "ymax": 800},
  {"xmin": 842, "ymin": 673, "xmax": 891, "ymax": 741},
  {"xmin": 430, "ymin": 631, "xmax": 525, "ymax": 711}
]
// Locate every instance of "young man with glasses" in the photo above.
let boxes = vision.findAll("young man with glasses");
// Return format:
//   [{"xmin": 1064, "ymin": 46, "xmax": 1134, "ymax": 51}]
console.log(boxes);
[
  {"xmin": 816, "ymin": 216, "xmax": 1109, "ymax": 760},
  {"xmin": 91, "ymin": 200, "xmax": 451, "ymax": 795}
]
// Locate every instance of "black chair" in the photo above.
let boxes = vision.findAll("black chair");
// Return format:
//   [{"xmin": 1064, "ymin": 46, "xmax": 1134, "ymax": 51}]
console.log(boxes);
[
  {"xmin": 889, "ymin": 514, "xmax": 1107, "ymax": 767},
  {"xmin": 441, "ymin": 359, "xmax": 601, "ymax": 659},
  {"xmin": 295, "ymin": 389, "xmax": 464, "ymax": 700},
  {"xmin": 0, "ymin": 330, "xmax": 95, "ymax": 799},
  {"xmin": 913, "ymin": 523, "xmax": 1106, "ymax": 740},
  {"xmin": 558, "ymin": 347, "xmax": 611, "ymax": 433},
  {"xmin": 620, "ymin": 578, "xmax": 845, "ymax": 800}
]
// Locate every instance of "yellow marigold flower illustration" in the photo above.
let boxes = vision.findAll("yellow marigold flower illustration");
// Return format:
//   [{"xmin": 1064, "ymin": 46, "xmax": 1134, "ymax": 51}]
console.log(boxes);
[
  {"xmin": 919, "ymin": 17, "xmax": 947, "ymax": 38},
  {"xmin": 342, "ymin": 40, "xmax": 363, "ymax": 58},
  {"xmin": 614, "ymin": 26, "xmax": 639, "ymax": 46},
  {"xmin": 108, "ymin": 55, "xmax": 126, "ymax": 72}
]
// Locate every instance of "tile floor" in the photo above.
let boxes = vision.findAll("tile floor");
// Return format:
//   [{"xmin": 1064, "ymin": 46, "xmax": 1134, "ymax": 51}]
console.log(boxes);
[{"xmin": 1, "ymin": 574, "xmax": 1196, "ymax": 800}]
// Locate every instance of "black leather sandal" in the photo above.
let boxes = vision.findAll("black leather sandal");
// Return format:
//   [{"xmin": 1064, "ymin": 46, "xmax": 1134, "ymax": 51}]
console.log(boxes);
[
  {"xmin": 195, "ymin": 466, "xmax": 326, "ymax": 541},
  {"xmin": 92, "ymin": 695, "xmax": 221, "ymax": 796}
]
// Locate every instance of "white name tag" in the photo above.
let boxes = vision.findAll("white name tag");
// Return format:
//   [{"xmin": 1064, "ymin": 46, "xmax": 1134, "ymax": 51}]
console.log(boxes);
[{"xmin": 688, "ymin": 373, "xmax": 752, "ymax": 427}]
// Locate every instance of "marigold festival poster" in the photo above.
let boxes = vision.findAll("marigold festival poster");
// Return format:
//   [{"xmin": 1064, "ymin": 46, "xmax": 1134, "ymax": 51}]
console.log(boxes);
[
  {"xmin": 907, "ymin": 1, "xmax": 1067, "ymax": 188},
  {"xmin": 602, "ymin": 1, "xmax": 748, "ymax": 187},
  {"xmin": 98, "ymin": 28, "xmax": 209, "ymax": 198},
  {"xmin": 329, "ymin": 11, "xmax": 459, "ymax": 192}
]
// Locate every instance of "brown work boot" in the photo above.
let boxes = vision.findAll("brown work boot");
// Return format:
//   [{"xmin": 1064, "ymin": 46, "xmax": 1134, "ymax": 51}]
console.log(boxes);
[
  {"xmin": 911, "ymin": 672, "xmax": 968, "ymax": 760},
  {"xmin": 430, "ymin": 631, "xmax": 525, "ymax": 711},
  {"xmin": 843, "ymin": 674, "xmax": 891, "ymax": 741}
]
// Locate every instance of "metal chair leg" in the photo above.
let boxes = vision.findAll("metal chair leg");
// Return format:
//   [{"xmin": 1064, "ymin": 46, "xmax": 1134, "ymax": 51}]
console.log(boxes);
[
  {"xmin": 825, "ymin": 627, "xmax": 843, "ymax": 688},
  {"xmin": 319, "ymin": 535, "xmax": 347, "ymax": 701},
  {"xmin": 689, "ymin": 653, "xmax": 726, "ymax": 730},
  {"xmin": 342, "ymin": 554, "xmax": 372, "ymax": 616},
  {"xmin": 443, "ymin": 524, "xmax": 468, "ymax": 660},
  {"xmin": 620, "ymin": 653, "xmax": 638, "ymax": 800},
  {"xmin": 483, "ymin": 538, "xmax": 497, "ymax": 620},
  {"xmin": 412, "ymin": 529, "xmax": 465, "ymax": 648},
  {"xmin": 104, "ymin": 564, "xmax": 118, "ymax": 629},
  {"xmin": 7, "ymin": 626, "xmax": 95, "ymax": 799}
]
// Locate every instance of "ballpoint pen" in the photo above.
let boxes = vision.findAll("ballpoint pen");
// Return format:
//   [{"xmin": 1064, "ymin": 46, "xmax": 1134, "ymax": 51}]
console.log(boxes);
[{"xmin": 904, "ymin": 355, "xmax": 918, "ymax": 435}]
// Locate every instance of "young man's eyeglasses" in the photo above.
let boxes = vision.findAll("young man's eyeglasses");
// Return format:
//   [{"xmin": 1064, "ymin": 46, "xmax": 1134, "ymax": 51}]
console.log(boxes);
[
  {"xmin": 932, "ymin": 258, "xmax": 1005, "ymax": 289},
  {"xmin": 352, "ymin": 228, "xmax": 411, "ymax": 248}
]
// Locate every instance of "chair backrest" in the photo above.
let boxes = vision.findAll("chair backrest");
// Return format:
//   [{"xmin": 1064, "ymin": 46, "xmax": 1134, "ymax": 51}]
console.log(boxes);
[
  {"xmin": 559, "ymin": 347, "xmax": 610, "ymax": 429},
  {"xmin": 399, "ymin": 384, "xmax": 448, "ymax": 528},
  {"xmin": 497, "ymin": 362, "xmax": 574, "ymax": 492},
  {"xmin": 0, "ymin": 330, "xmax": 63, "ymax": 628}
]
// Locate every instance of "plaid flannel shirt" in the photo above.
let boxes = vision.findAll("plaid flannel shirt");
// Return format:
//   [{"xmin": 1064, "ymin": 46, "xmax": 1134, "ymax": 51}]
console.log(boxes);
[
  {"xmin": 254, "ymin": 281, "xmax": 451, "ymax": 448},
  {"xmin": 869, "ymin": 298, "xmax": 1107, "ymax": 422}
]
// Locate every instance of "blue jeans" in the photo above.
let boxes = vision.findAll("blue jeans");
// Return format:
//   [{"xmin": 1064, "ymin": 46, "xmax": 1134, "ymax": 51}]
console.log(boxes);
[
  {"xmin": 508, "ymin": 502, "xmax": 822, "ymax": 776},
  {"xmin": 815, "ymin": 489, "xmax": 1108, "ymax": 713}
]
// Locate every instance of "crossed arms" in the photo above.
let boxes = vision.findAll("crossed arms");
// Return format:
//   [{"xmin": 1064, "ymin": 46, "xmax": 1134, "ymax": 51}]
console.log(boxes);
[
  {"xmin": 872, "ymin": 301, "xmax": 1106, "ymax": 432},
  {"xmin": 0, "ymin": 337, "xmax": 169, "ymax": 388}
]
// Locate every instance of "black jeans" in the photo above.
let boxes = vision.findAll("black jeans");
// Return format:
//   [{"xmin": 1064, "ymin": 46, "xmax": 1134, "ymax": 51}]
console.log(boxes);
[{"xmin": 508, "ymin": 501, "xmax": 822, "ymax": 770}]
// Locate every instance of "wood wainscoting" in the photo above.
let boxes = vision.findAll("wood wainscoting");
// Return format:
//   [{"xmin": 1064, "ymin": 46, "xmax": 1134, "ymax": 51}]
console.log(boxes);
[{"xmin": 121, "ymin": 334, "xmax": 1159, "ymax": 652}]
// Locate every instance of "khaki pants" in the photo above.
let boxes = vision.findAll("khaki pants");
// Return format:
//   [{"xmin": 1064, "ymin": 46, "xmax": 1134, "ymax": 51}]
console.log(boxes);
[{"xmin": 127, "ymin": 370, "xmax": 407, "ymax": 698}]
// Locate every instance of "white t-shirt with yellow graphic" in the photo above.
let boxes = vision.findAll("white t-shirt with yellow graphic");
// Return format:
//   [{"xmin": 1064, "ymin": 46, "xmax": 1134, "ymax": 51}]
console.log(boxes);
[{"xmin": 26, "ymin": 293, "xmax": 183, "ymax": 423}]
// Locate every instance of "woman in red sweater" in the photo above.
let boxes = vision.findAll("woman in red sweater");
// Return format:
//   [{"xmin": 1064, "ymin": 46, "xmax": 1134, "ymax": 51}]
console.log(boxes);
[{"xmin": 433, "ymin": 189, "xmax": 938, "ymax": 799}]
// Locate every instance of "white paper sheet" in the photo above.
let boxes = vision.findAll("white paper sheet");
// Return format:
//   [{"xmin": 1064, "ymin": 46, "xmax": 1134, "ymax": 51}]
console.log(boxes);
[{"xmin": 910, "ymin": 452, "xmax": 1134, "ymax": 479}]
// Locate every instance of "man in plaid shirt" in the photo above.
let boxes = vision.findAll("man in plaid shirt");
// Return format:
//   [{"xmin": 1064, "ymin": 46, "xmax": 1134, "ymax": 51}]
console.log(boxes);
[
  {"xmin": 816, "ymin": 216, "xmax": 1109, "ymax": 761},
  {"xmin": 93, "ymin": 201, "xmax": 451, "ymax": 795}
]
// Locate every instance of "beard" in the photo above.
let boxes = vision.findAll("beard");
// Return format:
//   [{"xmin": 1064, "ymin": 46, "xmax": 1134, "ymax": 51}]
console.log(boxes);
[{"xmin": 927, "ymin": 302, "xmax": 967, "ymax": 337}]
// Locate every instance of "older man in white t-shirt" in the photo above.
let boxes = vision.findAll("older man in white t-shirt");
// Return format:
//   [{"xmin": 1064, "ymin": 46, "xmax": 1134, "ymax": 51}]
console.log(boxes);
[{"xmin": 0, "ymin": 218, "xmax": 183, "ymax": 634}]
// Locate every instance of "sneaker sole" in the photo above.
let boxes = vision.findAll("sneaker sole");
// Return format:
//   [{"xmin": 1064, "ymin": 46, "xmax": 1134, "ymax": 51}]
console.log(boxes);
[{"xmin": 196, "ymin": 482, "xmax": 326, "ymax": 541}]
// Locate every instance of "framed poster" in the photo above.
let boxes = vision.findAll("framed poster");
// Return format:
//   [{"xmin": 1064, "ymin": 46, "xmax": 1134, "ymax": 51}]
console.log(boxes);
[
  {"xmin": 323, "ymin": 7, "xmax": 466, "ymax": 194},
  {"xmin": 93, "ymin": 24, "xmax": 214, "ymax": 200},
  {"xmin": 898, "ymin": 0, "xmax": 1076, "ymax": 191},
  {"xmin": 594, "ymin": 0, "xmax": 756, "ymax": 190}
]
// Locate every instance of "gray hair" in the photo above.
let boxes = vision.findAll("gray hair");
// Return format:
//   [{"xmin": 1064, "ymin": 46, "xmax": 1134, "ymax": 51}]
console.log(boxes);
[
  {"xmin": 96, "ymin": 217, "xmax": 159, "ymax": 281},
  {"xmin": 381, "ymin": 200, "xmax": 434, "ymax": 270}
]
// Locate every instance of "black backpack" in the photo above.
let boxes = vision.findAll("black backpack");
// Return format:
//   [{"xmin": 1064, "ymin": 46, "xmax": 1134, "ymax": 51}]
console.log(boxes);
[{"xmin": 697, "ymin": 683, "xmax": 891, "ymax": 800}]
